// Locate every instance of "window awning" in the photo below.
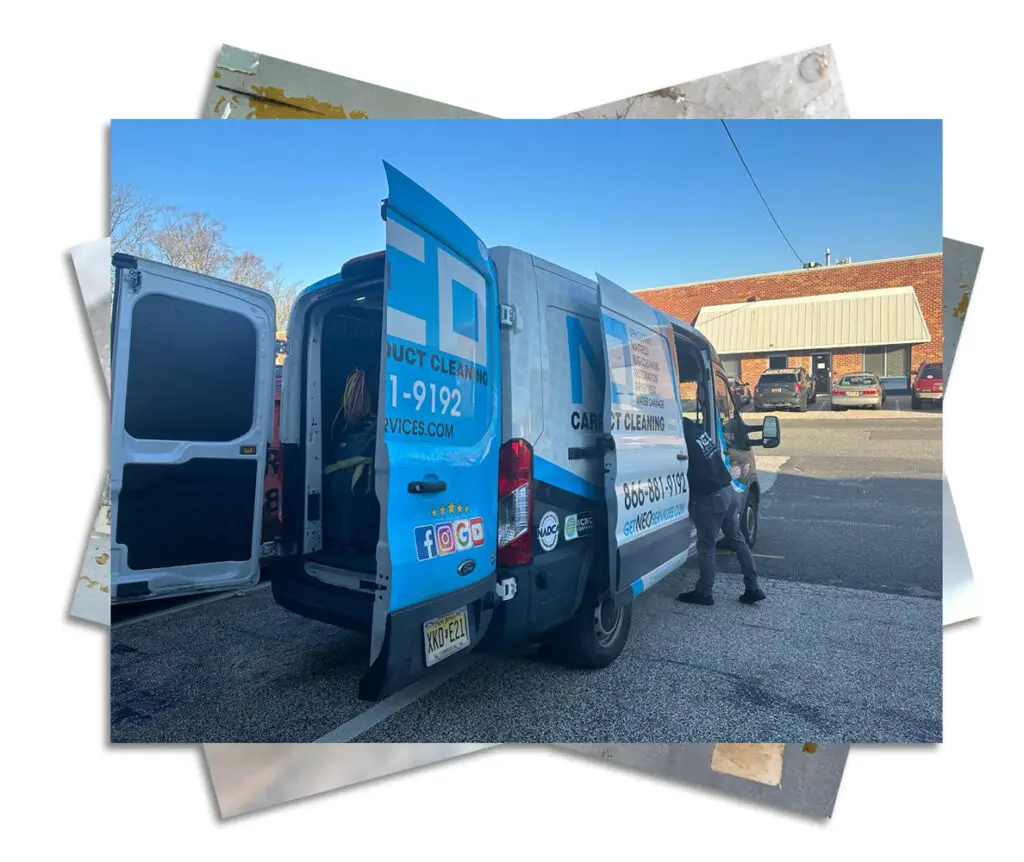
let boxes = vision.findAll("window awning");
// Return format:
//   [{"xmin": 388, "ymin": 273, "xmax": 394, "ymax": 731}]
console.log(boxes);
[{"xmin": 692, "ymin": 286, "xmax": 930, "ymax": 356}]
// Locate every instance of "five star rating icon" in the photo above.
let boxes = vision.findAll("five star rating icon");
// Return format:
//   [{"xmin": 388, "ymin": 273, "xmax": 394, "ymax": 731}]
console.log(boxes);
[{"xmin": 431, "ymin": 502, "xmax": 468, "ymax": 518}]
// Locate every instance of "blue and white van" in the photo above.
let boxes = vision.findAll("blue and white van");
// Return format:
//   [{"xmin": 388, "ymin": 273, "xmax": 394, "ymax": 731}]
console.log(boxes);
[{"xmin": 108, "ymin": 163, "xmax": 781, "ymax": 701}]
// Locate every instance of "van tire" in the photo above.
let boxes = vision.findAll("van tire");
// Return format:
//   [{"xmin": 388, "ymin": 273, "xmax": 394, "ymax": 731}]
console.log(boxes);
[
  {"xmin": 741, "ymin": 489, "xmax": 759, "ymax": 549},
  {"xmin": 546, "ymin": 587, "xmax": 633, "ymax": 670}
]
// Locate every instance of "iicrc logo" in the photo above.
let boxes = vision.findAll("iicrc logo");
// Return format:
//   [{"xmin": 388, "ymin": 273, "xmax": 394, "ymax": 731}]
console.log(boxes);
[
  {"xmin": 564, "ymin": 514, "xmax": 578, "ymax": 541},
  {"xmin": 537, "ymin": 511, "xmax": 559, "ymax": 552}
]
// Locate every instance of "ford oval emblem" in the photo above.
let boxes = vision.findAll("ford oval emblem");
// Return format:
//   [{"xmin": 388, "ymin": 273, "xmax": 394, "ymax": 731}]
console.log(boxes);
[{"xmin": 458, "ymin": 559, "xmax": 476, "ymax": 576}]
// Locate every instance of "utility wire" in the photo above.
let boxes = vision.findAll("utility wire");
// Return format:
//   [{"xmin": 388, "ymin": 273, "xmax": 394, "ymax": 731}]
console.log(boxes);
[{"xmin": 720, "ymin": 120, "xmax": 805, "ymax": 267}]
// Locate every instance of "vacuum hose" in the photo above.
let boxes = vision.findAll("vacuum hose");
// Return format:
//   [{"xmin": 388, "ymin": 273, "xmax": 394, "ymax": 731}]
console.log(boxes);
[{"xmin": 331, "ymin": 367, "xmax": 370, "ymax": 443}]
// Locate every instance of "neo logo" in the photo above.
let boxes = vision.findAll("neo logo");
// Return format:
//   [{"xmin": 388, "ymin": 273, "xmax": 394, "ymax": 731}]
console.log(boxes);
[
  {"xmin": 602, "ymin": 313, "xmax": 634, "ymax": 406},
  {"xmin": 385, "ymin": 216, "xmax": 488, "ymax": 364},
  {"xmin": 566, "ymin": 314, "xmax": 604, "ymax": 406}
]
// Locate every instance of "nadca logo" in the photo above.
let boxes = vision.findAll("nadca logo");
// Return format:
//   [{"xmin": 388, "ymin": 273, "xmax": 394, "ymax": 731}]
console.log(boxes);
[{"xmin": 537, "ymin": 511, "xmax": 559, "ymax": 552}]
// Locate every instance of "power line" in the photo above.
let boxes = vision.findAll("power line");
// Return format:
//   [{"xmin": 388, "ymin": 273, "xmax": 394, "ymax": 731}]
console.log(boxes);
[{"xmin": 719, "ymin": 120, "xmax": 805, "ymax": 267}]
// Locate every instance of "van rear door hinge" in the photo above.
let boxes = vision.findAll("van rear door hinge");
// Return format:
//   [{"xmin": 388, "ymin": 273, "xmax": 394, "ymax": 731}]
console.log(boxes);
[
  {"xmin": 499, "ymin": 304, "xmax": 517, "ymax": 329},
  {"xmin": 495, "ymin": 578, "xmax": 517, "ymax": 602}
]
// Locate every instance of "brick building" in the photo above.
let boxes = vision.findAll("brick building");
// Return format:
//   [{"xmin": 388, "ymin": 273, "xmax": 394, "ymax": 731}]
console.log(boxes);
[{"xmin": 635, "ymin": 252, "xmax": 942, "ymax": 393}]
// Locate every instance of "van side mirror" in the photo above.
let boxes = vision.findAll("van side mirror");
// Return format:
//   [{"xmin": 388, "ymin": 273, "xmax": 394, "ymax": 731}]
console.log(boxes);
[{"xmin": 760, "ymin": 416, "xmax": 781, "ymax": 449}]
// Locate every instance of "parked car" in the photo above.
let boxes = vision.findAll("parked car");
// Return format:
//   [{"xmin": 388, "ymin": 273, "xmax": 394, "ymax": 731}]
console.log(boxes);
[
  {"xmin": 830, "ymin": 373, "xmax": 885, "ymax": 410},
  {"xmin": 753, "ymin": 367, "xmax": 815, "ymax": 412},
  {"xmin": 910, "ymin": 361, "xmax": 943, "ymax": 410},
  {"xmin": 727, "ymin": 376, "xmax": 752, "ymax": 407}
]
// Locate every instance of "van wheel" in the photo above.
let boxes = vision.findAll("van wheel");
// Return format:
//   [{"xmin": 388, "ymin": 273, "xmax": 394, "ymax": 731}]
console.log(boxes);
[
  {"xmin": 741, "ymin": 491, "xmax": 759, "ymax": 549},
  {"xmin": 547, "ymin": 589, "xmax": 633, "ymax": 669}
]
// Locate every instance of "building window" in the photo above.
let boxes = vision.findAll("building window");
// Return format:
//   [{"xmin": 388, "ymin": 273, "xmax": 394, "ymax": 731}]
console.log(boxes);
[
  {"xmin": 721, "ymin": 357, "xmax": 741, "ymax": 378},
  {"xmin": 768, "ymin": 355, "xmax": 788, "ymax": 370},
  {"xmin": 864, "ymin": 345, "xmax": 910, "ymax": 378}
]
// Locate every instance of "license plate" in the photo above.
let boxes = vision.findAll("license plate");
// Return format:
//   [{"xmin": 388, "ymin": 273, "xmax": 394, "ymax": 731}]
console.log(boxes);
[
  {"xmin": 423, "ymin": 607, "xmax": 470, "ymax": 667},
  {"xmin": 847, "ymin": 391, "xmax": 860, "ymax": 396},
  {"xmin": 772, "ymin": 388, "xmax": 782, "ymax": 393}
]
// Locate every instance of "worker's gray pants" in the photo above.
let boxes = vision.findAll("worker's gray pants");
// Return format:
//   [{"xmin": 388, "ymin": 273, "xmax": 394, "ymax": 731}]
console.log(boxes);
[{"xmin": 690, "ymin": 485, "xmax": 759, "ymax": 597}]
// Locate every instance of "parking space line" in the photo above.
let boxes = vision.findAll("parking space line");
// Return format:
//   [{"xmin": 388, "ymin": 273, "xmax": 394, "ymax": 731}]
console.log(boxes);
[
  {"xmin": 314, "ymin": 651, "xmax": 482, "ymax": 742},
  {"xmin": 111, "ymin": 581, "xmax": 273, "ymax": 629}
]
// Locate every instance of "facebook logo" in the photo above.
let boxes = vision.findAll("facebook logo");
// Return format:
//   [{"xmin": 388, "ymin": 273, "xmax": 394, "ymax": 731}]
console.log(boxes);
[{"xmin": 414, "ymin": 525, "xmax": 438, "ymax": 561}]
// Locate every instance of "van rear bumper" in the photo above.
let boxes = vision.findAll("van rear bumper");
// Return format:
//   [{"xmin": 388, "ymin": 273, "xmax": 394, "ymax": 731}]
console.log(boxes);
[
  {"xmin": 271, "ymin": 559, "xmax": 374, "ymax": 633},
  {"xmin": 359, "ymin": 574, "xmax": 498, "ymax": 701},
  {"xmin": 273, "ymin": 556, "xmax": 499, "ymax": 701}
]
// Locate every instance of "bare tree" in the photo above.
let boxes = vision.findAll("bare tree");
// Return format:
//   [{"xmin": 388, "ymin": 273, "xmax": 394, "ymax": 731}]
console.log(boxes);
[
  {"xmin": 110, "ymin": 183, "xmax": 157, "ymax": 256},
  {"xmin": 231, "ymin": 251, "xmax": 301, "ymax": 329},
  {"xmin": 111, "ymin": 190, "xmax": 299, "ymax": 328},
  {"xmin": 153, "ymin": 209, "xmax": 233, "ymax": 277}
]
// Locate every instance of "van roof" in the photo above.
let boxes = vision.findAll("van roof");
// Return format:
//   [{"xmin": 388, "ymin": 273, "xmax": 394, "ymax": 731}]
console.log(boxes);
[{"xmin": 304, "ymin": 245, "xmax": 718, "ymax": 360}]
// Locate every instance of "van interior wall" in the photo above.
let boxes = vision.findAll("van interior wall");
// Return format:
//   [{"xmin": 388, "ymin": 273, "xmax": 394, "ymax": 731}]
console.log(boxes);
[{"xmin": 319, "ymin": 304, "xmax": 383, "ymax": 572}]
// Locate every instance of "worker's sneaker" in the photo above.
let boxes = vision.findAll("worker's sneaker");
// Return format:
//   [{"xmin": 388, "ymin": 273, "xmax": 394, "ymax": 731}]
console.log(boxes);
[
  {"xmin": 677, "ymin": 590, "xmax": 714, "ymax": 606},
  {"xmin": 739, "ymin": 587, "xmax": 766, "ymax": 604}
]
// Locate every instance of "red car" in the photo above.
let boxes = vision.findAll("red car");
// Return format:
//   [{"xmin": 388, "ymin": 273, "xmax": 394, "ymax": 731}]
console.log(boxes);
[{"xmin": 910, "ymin": 361, "xmax": 943, "ymax": 410}]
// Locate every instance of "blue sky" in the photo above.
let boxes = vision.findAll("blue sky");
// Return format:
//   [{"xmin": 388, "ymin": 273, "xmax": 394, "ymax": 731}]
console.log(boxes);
[{"xmin": 111, "ymin": 119, "xmax": 941, "ymax": 292}]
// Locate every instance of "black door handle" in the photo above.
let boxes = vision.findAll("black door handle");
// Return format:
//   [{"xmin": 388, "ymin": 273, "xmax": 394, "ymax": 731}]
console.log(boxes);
[
  {"xmin": 408, "ymin": 480, "xmax": 446, "ymax": 494},
  {"xmin": 677, "ymin": 452, "xmax": 689, "ymax": 461}
]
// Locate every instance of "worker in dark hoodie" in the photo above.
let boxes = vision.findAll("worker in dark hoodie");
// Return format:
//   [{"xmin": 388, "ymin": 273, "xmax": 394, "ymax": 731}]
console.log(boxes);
[{"xmin": 677, "ymin": 414, "xmax": 765, "ymax": 606}]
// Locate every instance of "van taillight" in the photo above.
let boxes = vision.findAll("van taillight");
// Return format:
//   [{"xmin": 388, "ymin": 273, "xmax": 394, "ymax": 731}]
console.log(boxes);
[
  {"xmin": 795, "ymin": 382, "xmax": 802, "ymax": 392},
  {"xmin": 497, "ymin": 438, "xmax": 533, "ymax": 567}
]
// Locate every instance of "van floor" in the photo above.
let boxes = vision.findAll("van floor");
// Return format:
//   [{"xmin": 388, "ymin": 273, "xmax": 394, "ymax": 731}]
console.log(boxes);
[{"xmin": 305, "ymin": 547, "xmax": 376, "ymax": 575}]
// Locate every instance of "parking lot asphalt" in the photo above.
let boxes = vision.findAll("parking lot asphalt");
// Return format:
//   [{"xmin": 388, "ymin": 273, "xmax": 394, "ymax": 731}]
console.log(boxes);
[{"xmin": 110, "ymin": 411, "xmax": 942, "ymax": 745}]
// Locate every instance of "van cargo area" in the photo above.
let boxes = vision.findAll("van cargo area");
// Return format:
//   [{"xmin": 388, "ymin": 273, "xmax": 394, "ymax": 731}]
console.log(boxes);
[{"xmin": 275, "ymin": 257, "xmax": 387, "ymax": 634}]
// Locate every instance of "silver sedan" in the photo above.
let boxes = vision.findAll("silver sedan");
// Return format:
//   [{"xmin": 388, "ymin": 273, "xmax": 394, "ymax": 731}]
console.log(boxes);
[{"xmin": 830, "ymin": 373, "xmax": 885, "ymax": 410}]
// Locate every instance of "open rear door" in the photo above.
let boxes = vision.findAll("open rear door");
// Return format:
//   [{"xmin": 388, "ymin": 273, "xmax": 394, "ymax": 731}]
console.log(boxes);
[
  {"xmin": 596, "ymin": 274, "xmax": 693, "ymax": 601},
  {"xmin": 360, "ymin": 163, "xmax": 502, "ymax": 701},
  {"xmin": 109, "ymin": 255, "xmax": 277, "ymax": 603}
]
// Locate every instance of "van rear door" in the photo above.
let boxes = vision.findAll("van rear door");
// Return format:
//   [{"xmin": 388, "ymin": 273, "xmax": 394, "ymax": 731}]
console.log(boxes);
[
  {"xmin": 109, "ymin": 254, "xmax": 277, "ymax": 603},
  {"xmin": 361, "ymin": 163, "xmax": 501, "ymax": 701},
  {"xmin": 596, "ymin": 274, "xmax": 693, "ymax": 600}
]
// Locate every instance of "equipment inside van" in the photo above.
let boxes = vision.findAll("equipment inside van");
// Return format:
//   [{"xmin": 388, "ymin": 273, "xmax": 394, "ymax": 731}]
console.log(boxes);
[{"xmin": 108, "ymin": 162, "xmax": 781, "ymax": 702}]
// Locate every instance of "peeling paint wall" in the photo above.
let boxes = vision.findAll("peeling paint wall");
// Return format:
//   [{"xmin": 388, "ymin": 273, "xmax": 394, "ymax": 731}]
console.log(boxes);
[
  {"xmin": 560, "ymin": 743, "xmax": 849, "ymax": 818},
  {"xmin": 201, "ymin": 44, "xmax": 848, "ymax": 122},
  {"xmin": 202, "ymin": 46, "xmax": 491, "ymax": 121},
  {"xmin": 942, "ymin": 238, "xmax": 983, "ymax": 386},
  {"xmin": 565, "ymin": 47, "xmax": 847, "ymax": 119}
]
